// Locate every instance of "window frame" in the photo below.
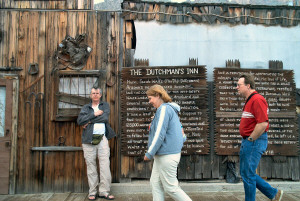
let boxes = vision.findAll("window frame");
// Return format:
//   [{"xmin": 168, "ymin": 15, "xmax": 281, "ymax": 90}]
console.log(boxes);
[{"xmin": 53, "ymin": 70, "xmax": 103, "ymax": 122}]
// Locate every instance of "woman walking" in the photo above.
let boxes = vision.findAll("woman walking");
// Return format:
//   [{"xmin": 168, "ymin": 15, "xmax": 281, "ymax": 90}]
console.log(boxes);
[{"xmin": 144, "ymin": 84, "xmax": 192, "ymax": 201}]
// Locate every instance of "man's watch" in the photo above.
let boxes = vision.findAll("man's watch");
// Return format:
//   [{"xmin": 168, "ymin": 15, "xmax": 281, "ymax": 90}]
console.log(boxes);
[{"xmin": 248, "ymin": 137, "xmax": 254, "ymax": 142}]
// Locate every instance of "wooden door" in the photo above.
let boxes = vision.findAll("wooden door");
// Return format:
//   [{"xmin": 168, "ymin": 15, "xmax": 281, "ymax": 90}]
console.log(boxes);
[{"xmin": 0, "ymin": 79, "xmax": 13, "ymax": 194}]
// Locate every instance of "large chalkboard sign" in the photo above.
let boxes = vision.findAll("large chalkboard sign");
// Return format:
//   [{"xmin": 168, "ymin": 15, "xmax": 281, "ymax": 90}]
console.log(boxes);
[
  {"xmin": 121, "ymin": 66, "xmax": 210, "ymax": 156},
  {"xmin": 214, "ymin": 68, "xmax": 299, "ymax": 156}
]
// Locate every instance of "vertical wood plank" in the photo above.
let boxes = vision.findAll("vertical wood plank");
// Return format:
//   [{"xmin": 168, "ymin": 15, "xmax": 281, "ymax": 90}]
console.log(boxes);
[
  {"xmin": 26, "ymin": 11, "xmax": 40, "ymax": 193},
  {"xmin": 36, "ymin": 16, "xmax": 46, "ymax": 196},
  {"xmin": 53, "ymin": 123, "xmax": 65, "ymax": 192},
  {"xmin": 202, "ymin": 155, "xmax": 212, "ymax": 179},
  {"xmin": 170, "ymin": 6, "xmax": 177, "ymax": 24},
  {"xmin": 99, "ymin": 12, "xmax": 108, "ymax": 76},
  {"xmin": 85, "ymin": 11, "xmax": 97, "ymax": 70},
  {"xmin": 63, "ymin": 125, "xmax": 75, "ymax": 191},
  {"xmin": 16, "ymin": 11, "xmax": 30, "ymax": 194},
  {"xmin": 208, "ymin": 81, "xmax": 219, "ymax": 179},
  {"xmin": 77, "ymin": 12, "xmax": 87, "ymax": 38},
  {"xmin": 67, "ymin": 11, "xmax": 77, "ymax": 38},
  {"xmin": 107, "ymin": 12, "xmax": 120, "ymax": 182},
  {"xmin": 147, "ymin": 4, "xmax": 155, "ymax": 20},
  {"xmin": 43, "ymin": 11, "xmax": 59, "ymax": 193},
  {"xmin": 259, "ymin": 157, "xmax": 272, "ymax": 178},
  {"xmin": 8, "ymin": 11, "xmax": 19, "ymax": 69},
  {"xmin": 178, "ymin": 156, "xmax": 195, "ymax": 179},
  {"xmin": 9, "ymin": 80, "xmax": 19, "ymax": 194},
  {"xmin": 159, "ymin": 4, "xmax": 166, "ymax": 23},
  {"xmin": 282, "ymin": 162, "xmax": 289, "ymax": 179},
  {"xmin": 273, "ymin": 162, "xmax": 283, "ymax": 178},
  {"xmin": 165, "ymin": 5, "xmax": 173, "ymax": 23},
  {"xmin": 1, "ymin": 11, "xmax": 9, "ymax": 66},
  {"xmin": 74, "ymin": 126, "xmax": 87, "ymax": 192},
  {"xmin": 137, "ymin": 3, "xmax": 144, "ymax": 21},
  {"xmin": 58, "ymin": 11, "xmax": 67, "ymax": 47},
  {"xmin": 38, "ymin": 11, "xmax": 46, "ymax": 91},
  {"xmin": 78, "ymin": 0, "xmax": 84, "ymax": 10},
  {"xmin": 194, "ymin": 156, "xmax": 204, "ymax": 179},
  {"xmin": 121, "ymin": 156, "xmax": 130, "ymax": 178},
  {"xmin": 219, "ymin": 156, "xmax": 227, "ymax": 179},
  {"xmin": 95, "ymin": 12, "xmax": 103, "ymax": 71},
  {"xmin": 0, "ymin": 11, "xmax": 5, "ymax": 66},
  {"xmin": 185, "ymin": 7, "xmax": 193, "ymax": 23},
  {"xmin": 290, "ymin": 157, "xmax": 300, "ymax": 180},
  {"xmin": 153, "ymin": 4, "xmax": 160, "ymax": 21},
  {"xmin": 125, "ymin": 21, "xmax": 132, "ymax": 49},
  {"xmin": 115, "ymin": 12, "xmax": 122, "ymax": 182}
]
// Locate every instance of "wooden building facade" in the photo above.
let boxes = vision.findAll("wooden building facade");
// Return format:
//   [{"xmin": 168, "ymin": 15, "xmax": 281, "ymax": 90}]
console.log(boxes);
[
  {"xmin": 0, "ymin": 0, "xmax": 299, "ymax": 194},
  {"xmin": 0, "ymin": 0, "xmax": 122, "ymax": 194}
]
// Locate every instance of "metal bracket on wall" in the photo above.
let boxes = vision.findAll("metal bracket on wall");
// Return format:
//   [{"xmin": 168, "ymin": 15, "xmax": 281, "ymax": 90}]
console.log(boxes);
[
  {"xmin": 0, "ymin": 56, "xmax": 23, "ymax": 71},
  {"xmin": 28, "ymin": 63, "xmax": 39, "ymax": 75}
]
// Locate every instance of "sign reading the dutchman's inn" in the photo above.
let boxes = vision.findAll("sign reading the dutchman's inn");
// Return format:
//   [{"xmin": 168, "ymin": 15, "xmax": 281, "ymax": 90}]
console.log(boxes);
[
  {"xmin": 214, "ymin": 68, "xmax": 299, "ymax": 156},
  {"xmin": 121, "ymin": 66, "xmax": 210, "ymax": 156}
]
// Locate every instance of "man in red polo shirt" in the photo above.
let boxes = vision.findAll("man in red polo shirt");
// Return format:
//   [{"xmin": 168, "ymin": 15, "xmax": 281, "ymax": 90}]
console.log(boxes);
[{"xmin": 237, "ymin": 74, "xmax": 283, "ymax": 201}]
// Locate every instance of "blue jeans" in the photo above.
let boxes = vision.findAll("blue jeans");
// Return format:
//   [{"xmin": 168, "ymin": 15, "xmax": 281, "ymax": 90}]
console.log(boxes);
[{"xmin": 240, "ymin": 132, "xmax": 278, "ymax": 201}]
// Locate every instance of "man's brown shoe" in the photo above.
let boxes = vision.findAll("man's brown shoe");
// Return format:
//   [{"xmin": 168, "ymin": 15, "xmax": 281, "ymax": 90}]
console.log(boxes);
[{"xmin": 273, "ymin": 190, "xmax": 283, "ymax": 201}]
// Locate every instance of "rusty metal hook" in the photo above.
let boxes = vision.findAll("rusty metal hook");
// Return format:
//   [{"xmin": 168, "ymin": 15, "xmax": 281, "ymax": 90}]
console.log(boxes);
[{"xmin": 58, "ymin": 136, "xmax": 66, "ymax": 146}]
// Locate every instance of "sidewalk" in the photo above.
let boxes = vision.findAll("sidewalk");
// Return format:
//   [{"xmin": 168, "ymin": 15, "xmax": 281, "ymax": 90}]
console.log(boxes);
[
  {"xmin": 110, "ymin": 180, "xmax": 300, "ymax": 194},
  {"xmin": 0, "ymin": 181, "xmax": 299, "ymax": 201},
  {"xmin": 0, "ymin": 191, "xmax": 300, "ymax": 201}
]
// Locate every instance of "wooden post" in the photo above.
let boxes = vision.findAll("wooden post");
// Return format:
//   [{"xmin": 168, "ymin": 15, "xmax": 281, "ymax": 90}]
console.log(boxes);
[
  {"xmin": 269, "ymin": 60, "xmax": 283, "ymax": 70},
  {"xmin": 134, "ymin": 58, "xmax": 149, "ymax": 66},
  {"xmin": 189, "ymin": 58, "xmax": 198, "ymax": 66},
  {"xmin": 9, "ymin": 79, "xmax": 19, "ymax": 194},
  {"xmin": 226, "ymin": 59, "xmax": 240, "ymax": 68}
]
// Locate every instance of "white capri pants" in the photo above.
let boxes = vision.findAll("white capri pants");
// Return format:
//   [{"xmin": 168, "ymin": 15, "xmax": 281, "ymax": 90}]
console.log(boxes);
[{"xmin": 150, "ymin": 153, "xmax": 192, "ymax": 201}]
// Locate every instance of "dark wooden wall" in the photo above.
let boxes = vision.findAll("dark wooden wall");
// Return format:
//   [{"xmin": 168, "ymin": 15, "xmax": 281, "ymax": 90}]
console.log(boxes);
[{"xmin": 0, "ymin": 9, "xmax": 121, "ymax": 193}]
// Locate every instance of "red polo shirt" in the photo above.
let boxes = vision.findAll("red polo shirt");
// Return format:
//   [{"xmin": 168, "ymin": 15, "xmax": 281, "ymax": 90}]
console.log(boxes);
[{"xmin": 239, "ymin": 91, "xmax": 269, "ymax": 137}]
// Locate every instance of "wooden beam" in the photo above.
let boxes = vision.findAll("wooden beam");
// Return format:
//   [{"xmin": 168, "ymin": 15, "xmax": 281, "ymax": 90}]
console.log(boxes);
[
  {"xmin": 58, "ymin": 70, "xmax": 103, "ymax": 77},
  {"xmin": 57, "ymin": 108, "xmax": 81, "ymax": 117},
  {"xmin": 58, "ymin": 93, "xmax": 90, "ymax": 106},
  {"xmin": 31, "ymin": 146, "xmax": 83, "ymax": 151}
]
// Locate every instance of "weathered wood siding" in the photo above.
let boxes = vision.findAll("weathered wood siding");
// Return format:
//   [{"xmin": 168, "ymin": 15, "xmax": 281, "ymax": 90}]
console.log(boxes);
[
  {"xmin": 122, "ymin": 1, "xmax": 300, "ymax": 27},
  {"xmin": 0, "ymin": 0, "xmax": 93, "ymax": 10},
  {"xmin": 0, "ymin": 10, "xmax": 121, "ymax": 193}
]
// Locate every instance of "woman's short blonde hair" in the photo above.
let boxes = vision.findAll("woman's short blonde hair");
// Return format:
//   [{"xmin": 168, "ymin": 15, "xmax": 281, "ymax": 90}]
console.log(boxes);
[{"xmin": 146, "ymin": 84, "xmax": 172, "ymax": 103}]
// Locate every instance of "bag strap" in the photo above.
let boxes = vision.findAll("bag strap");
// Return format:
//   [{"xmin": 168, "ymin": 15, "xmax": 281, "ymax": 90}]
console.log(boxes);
[{"xmin": 242, "ymin": 92, "xmax": 258, "ymax": 111}]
